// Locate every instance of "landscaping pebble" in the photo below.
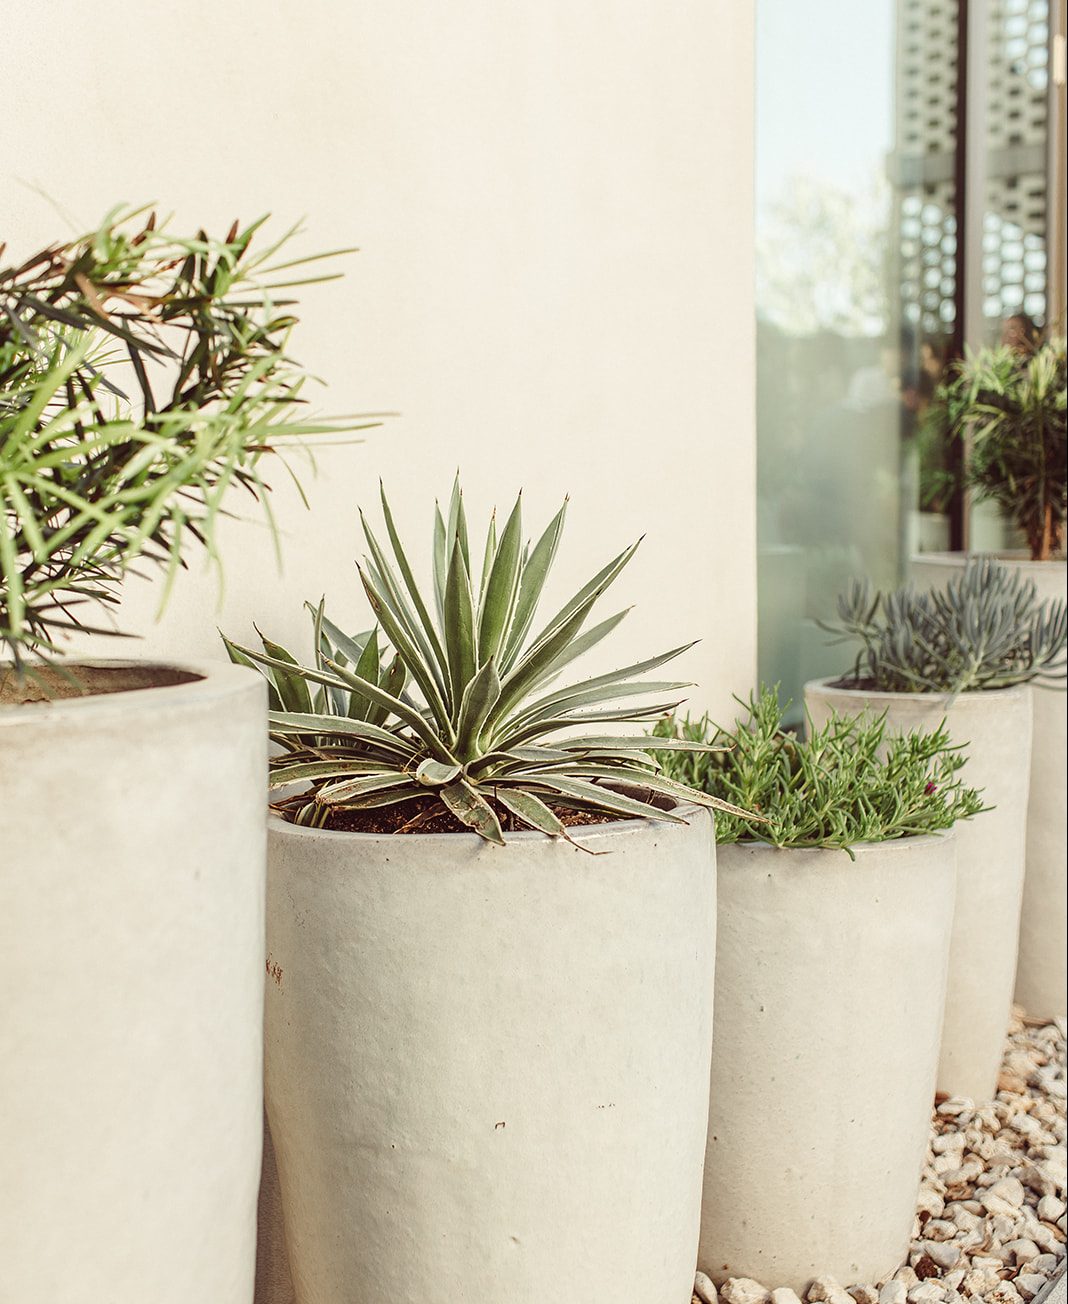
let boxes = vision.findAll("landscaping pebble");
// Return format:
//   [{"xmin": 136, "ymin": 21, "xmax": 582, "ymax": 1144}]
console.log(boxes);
[
  {"xmin": 720, "ymin": 1278, "xmax": 770, "ymax": 1304},
  {"xmin": 809, "ymin": 1276, "xmax": 852, "ymax": 1304},
  {"xmin": 695, "ymin": 1271, "xmax": 720, "ymax": 1304},
  {"xmin": 695, "ymin": 1012, "xmax": 1065, "ymax": 1304},
  {"xmin": 772, "ymin": 1290, "xmax": 804, "ymax": 1304},
  {"xmin": 922, "ymin": 1241, "xmax": 963, "ymax": 1271}
]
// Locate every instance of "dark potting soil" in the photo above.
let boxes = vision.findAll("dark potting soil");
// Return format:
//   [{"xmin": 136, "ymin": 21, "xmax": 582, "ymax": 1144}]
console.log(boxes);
[{"xmin": 280, "ymin": 794, "xmax": 626, "ymax": 836}]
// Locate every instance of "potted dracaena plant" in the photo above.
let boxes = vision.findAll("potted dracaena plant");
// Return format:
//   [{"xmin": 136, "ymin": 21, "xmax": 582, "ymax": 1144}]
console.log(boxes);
[
  {"xmin": 808, "ymin": 558, "xmax": 1066, "ymax": 1102},
  {"xmin": 654, "ymin": 689, "xmax": 984, "ymax": 1292},
  {"xmin": 0, "ymin": 206, "xmax": 364, "ymax": 1304},
  {"xmin": 913, "ymin": 337, "xmax": 1067, "ymax": 1019},
  {"xmin": 226, "ymin": 480, "xmax": 745, "ymax": 1304}
]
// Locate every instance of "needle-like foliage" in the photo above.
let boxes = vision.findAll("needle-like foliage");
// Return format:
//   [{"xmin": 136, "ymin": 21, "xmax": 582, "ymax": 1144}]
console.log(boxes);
[
  {"xmin": 821, "ymin": 557, "xmax": 1066, "ymax": 693},
  {"xmin": 652, "ymin": 687, "xmax": 987, "ymax": 856},
  {"xmin": 226, "ymin": 480, "xmax": 753, "ymax": 844},
  {"xmin": 1, "ymin": 205, "xmax": 369, "ymax": 666},
  {"xmin": 931, "ymin": 337, "xmax": 1066, "ymax": 560}
]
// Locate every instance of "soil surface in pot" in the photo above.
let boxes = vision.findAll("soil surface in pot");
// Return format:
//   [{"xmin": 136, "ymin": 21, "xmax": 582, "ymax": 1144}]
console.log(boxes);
[
  {"xmin": 826, "ymin": 676, "xmax": 949, "ymax": 693},
  {"xmin": 827, "ymin": 677, "xmax": 887, "ymax": 692},
  {"xmin": 277, "ymin": 793, "xmax": 628, "ymax": 835},
  {"xmin": 276, "ymin": 782, "xmax": 679, "ymax": 835},
  {"xmin": 0, "ymin": 663, "xmax": 202, "ymax": 706}
]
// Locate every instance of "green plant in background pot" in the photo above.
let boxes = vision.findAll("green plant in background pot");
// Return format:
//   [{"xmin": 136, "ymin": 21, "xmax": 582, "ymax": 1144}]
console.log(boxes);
[
  {"xmin": 809, "ymin": 559, "xmax": 1067, "ymax": 1101},
  {"xmin": 656, "ymin": 689, "xmax": 983, "ymax": 1290},
  {"xmin": 0, "ymin": 207, "xmax": 360, "ymax": 1304},
  {"xmin": 229, "ymin": 481, "xmax": 736, "ymax": 1304},
  {"xmin": 932, "ymin": 337, "xmax": 1066, "ymax": 562},
  {"xmin": 828, "ymin": 559, "xmax": 1065, "ymax": 693},
  {"xmin": 912, "ymin": 341, "xmax": 1068, "ymax": 1021}
]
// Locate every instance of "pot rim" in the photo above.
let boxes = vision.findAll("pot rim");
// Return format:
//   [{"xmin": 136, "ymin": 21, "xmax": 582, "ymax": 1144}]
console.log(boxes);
[
  {"xmin": 0, "ymin": 657, "xmax": 260, "ymax": 722},
  {"xmin": 720, "ymin": 829, "xmax": 954, "ymax": 859},
  {"xmin": 803, "ymin": 674, "xmax": 1032, "ymax": 705},
  {"xmin": 267, "ymin": 800, "xmax": 708, "ymax": 848},
  {"xmin": 910, "ymin": 550, "xmax": 1067, "ymax": 570}
]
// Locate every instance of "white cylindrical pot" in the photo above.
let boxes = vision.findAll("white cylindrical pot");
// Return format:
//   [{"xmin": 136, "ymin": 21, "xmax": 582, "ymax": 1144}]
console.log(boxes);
[
  {"xmin": 0, "ymin": 661, "xmax": 267, "ymax": 1304},
  {"xmin": 806, "ymin": 677, "xmax": 1033, "ymax": 1101},
  {"xmin": 911, "ymin": 552, "xmax": 1067, "ymax": 1019},
  {"xmin": 256, "ymin": 1114, "xmax": 296, "ymax": 1304},
  {"xmin": 699, "ymin": 837, "xmax": 956, "ymax": 1290},
  {"xmin": 265, "ymin": 807, "xmax": 716, "ymax": 1304}
]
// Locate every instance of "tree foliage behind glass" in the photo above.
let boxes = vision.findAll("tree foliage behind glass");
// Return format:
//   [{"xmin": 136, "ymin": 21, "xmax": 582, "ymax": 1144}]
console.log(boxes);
[{"xmin": 931, "ymin": 338, "xmax": 1067, "ymax": 561}]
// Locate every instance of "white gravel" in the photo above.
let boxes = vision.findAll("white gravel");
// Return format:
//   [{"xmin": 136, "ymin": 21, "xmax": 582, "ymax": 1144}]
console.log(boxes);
[{"xmin": 696, "ymin": 1010, "xmax": 1066, "ymax": 1304}]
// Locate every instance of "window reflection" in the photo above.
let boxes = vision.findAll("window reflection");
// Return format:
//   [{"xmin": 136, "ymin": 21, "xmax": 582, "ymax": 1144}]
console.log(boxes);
[{"xmin": 756, "ymin": 0, "xmax": 1053, "ymax": 711}]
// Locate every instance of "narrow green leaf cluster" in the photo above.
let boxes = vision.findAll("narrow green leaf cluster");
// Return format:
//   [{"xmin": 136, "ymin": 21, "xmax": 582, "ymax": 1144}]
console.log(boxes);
[
  {"xmin": 822, "ymin": 558, "xmax": 1066, "ymax": 693},
  {"xmin": 1, "ymin": 205, "xmax": 367, "ymax": 666},
  {"xmin": 227, "ymin": 480, "xmax": 751, "ymax": 844},
  {"xmin": 652, "ymin": 687, "xmax": 987, "ymax": 857},
  {"xmin": 930, "ymin": 338, "xmax": 1066, "ymax": 560}
]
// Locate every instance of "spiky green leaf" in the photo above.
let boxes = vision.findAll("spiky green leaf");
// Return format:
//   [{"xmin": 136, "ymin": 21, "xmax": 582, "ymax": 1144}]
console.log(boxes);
[{"xmin": 440, "ymin": 779, "xmax": 505, "ymax": 844}]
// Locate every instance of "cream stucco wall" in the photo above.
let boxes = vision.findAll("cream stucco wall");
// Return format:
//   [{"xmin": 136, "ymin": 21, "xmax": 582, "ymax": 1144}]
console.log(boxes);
[{"xmin": 1, "ymin": 1, "xmax": 755, "ymax": 716}]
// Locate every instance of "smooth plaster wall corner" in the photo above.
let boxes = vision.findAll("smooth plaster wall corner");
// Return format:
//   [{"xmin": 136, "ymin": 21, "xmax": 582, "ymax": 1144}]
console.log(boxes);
[{"xmin": 0, "ymin": 0, "xmax": 757, "ymax": 716}]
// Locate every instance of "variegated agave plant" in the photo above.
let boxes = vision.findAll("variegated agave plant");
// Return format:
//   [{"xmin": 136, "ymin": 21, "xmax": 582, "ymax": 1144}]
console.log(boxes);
[{"xmin": 225, "ymin": 481, "xmax": 749, "ymax": 843}]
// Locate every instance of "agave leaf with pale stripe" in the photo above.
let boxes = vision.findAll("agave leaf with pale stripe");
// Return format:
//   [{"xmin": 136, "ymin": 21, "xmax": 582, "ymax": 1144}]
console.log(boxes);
[{"xmin": 227, "ymin": 482, "xmax": 751, "ymax": 842}]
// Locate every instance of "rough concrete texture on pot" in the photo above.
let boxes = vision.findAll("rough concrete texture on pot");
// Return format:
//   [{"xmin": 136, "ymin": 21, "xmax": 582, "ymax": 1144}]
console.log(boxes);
[
  {"xmin": 805, "ymin": 676, "xmax": 1033, "ymax": 1101},
  {"xmin": 255, "ymin": 1112, "xmax": 296, "ymax": 1304},
  {"xmin": 910, "ymin": 552, "xmax": 1067, "ymax": 1020},
  {"xmin": 0, "ymin": 661, "xmax": 267, "ymax": 1304},
  {"xmin": 699, "ymin": 837, "xmax": 956, "ymax": 1289},
  {"xmin": 265, "ymin": 807, "xmax": 716, "ymax": 1304}
]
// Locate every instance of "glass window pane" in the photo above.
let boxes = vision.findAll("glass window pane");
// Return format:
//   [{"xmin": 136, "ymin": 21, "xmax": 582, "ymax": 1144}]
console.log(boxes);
[
  {"xmin": 971, "ymin": 0, "xmax": 1052, "ymax": 552},
  {"xmin": 756, "ymin": 0, "xmax": 959, "ymax": 713},
  {"xmin": 757, "ymin": 0, "xmax": 1056, "ymax": 704}
]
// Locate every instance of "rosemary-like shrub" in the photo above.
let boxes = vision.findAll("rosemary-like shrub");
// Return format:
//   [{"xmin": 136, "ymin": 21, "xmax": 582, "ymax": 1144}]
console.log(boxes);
[
  {"xmin": 821, "ymin": 559, "xmax": 1066, "ymax": 694},
  {"xmin": 653, "ymin": 688, "xmax": 986, "ymax": 856}
]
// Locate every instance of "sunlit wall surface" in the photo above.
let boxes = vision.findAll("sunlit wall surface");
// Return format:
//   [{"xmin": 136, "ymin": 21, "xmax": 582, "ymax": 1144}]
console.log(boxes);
[{"xmin": 756, "ymin": 0, "xmax": 1054, "ymax": 711}]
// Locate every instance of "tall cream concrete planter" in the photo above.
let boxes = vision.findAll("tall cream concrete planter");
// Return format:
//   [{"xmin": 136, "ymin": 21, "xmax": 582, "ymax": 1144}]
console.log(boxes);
[
  {"xmin": 264, "ymin": 806, "xmax": 716, "ymax": 1304},
  {"xmin": 256, "ymin": 1114, "xmax": 296, "ymax": 1304},
  {"xmin": 0, "ymin": 661, "xmax": 267, "ymax": 1304},
  {"xmin": 699, "ymin": 836, "xmax": 956, "ymax": 1289},
  {"xmin": 806, "ymin": 677, "xmax": 1033, "ymax": 1101},
  {"xmin": 910, "ymin": 552, "xmax": 1068, "ymax": 1019}
]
